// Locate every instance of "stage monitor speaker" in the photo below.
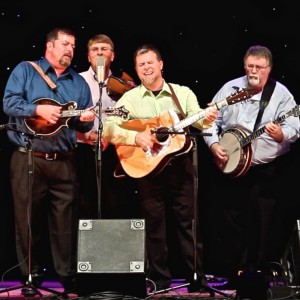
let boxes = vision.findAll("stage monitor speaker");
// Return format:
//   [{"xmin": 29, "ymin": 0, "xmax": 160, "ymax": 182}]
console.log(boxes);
[
  {"xmin": 235, "ymin": 271, "xmax": 268, "ymax": 300},
  {"xmin": 77, "ymin": 219, "xmax": 146, "ymax": 298},
  {"xmin": 281, "ymin": 219, "xmax": 300, "ymax": 286}
]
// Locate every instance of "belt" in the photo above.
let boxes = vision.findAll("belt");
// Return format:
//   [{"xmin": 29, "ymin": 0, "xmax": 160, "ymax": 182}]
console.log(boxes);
[{"xmin": 17, "ymin": 147, "xmax": 74, "ymax": 161}]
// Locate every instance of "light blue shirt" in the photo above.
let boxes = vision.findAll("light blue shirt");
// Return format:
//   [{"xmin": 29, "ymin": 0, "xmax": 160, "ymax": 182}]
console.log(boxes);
[{"xmin": 203, "ymin": 75, "xmax": 300, "ymax": 165}]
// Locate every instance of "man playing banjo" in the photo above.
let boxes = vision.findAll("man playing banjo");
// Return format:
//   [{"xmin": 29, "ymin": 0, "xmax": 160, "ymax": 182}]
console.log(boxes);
[{"xmin": 202, "ymin": 45, "xmax": 300, "ymax": 284}]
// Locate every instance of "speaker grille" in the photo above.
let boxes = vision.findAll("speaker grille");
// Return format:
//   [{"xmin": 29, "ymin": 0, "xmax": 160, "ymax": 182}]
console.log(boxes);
[
  {"xmin": 77, "ymin": 219, "xmax": 146, "ymax": 298},
  {"xmin": 77, "ymin": 219, "xmax": 145, "ymax": 273}
]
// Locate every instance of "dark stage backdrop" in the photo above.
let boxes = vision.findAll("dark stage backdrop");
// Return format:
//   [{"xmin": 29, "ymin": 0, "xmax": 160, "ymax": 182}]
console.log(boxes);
[{"xmin": 1, "ymin": 1, "xmax": 300, "ymax": 281}]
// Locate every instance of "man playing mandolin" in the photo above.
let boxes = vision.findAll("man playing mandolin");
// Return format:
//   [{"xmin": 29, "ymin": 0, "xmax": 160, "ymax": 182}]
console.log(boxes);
[
  {"xmin": 202, "ymin": 45, "xmax": 300, "ymax": 283},
  {"xmin": 2, "ymin": 27, "xmax": 95, "ymax": 296}
]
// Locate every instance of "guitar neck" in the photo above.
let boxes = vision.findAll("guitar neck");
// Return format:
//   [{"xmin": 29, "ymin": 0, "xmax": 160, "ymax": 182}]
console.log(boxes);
[
  {"xmin": 172, "ymin": 110, "xmax": 206, "ymax": 131},
  {"xmin": 172, "ymin": 102, "xmax": 225, "ymax": 132},
  {"xmin": 170, "ymin": 88, "xmax": 256, "ymax": 132}
]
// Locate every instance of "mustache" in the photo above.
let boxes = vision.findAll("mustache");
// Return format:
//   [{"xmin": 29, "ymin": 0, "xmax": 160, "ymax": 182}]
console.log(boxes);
[
  {"xmin": 63, "ymin": 51, "xmax": 73, "ymax": 58},
  {"xmin": 248, "ymin": 75, "xmax": 260, "ymax": 86}
]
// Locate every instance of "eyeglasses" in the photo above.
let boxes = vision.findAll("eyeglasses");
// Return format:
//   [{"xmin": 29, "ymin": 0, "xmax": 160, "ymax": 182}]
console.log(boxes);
[
  {"xmin": 245, "ymin": 64, "xmax": 269, "ymax": 71},
  {"xmin": 89, "ymin": 47, "xmax": 113, "ymax": 53}
]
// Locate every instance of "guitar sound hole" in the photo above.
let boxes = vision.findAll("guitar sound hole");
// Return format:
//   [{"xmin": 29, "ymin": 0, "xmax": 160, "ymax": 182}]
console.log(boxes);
[{"xmin": 155, "ymin": 127, "xmax": 169, "ymax": 143}]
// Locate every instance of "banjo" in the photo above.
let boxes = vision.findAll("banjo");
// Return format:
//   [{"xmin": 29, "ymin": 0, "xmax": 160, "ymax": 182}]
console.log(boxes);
[{"xmin": 217, "ymin": 105, "xmax": 300, "ymax": 177}]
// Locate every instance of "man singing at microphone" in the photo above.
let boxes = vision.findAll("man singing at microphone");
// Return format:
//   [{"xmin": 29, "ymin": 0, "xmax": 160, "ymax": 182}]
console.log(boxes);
[{"xmin": 76, "ymin": 34, "xmax": 138, "ymax": 220}]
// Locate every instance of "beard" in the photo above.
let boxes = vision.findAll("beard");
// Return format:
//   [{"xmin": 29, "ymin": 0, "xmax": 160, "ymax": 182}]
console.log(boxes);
[
  {"xmin": 248, "ymin": 75, "xmax": 260, "ymax": 86},
  {"xmin": 59, "ymin": 55, "xmax": 72, "ymax": 67},
  {"xmin": 141, "ymin": 76, "xmax": 156, "ymax": 87}
]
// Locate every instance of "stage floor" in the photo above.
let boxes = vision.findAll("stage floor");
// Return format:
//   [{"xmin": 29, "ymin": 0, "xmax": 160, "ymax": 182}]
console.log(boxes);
[{"xmin": 0, "ymin": 278, "xmax": 235, "ymax": 300}]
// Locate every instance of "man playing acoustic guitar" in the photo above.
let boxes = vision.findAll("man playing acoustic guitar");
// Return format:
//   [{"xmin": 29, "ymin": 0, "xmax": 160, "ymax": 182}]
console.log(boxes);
[
  {"xmin": 202, "ymin": 45, "xmax": 300, "ymax": 284},
  {"xmin": 103, "ymin": 44, "xmax": 218, "ymax": 293}
]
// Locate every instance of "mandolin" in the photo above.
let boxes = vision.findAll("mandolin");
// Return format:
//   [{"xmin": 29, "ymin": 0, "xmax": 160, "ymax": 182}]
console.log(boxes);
[{"xmin": 24, "ymin": 98, "xmax": 129, "ymax": 136}]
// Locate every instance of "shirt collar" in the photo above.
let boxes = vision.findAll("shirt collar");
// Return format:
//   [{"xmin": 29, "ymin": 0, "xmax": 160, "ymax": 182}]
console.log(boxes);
[
  {"xmin": 41, "ymin": 57, "xmax": 73, "ymax": 78},
  {"xmin": 140, "ymin": 79, "xmax": 168, "ymax": 97}
]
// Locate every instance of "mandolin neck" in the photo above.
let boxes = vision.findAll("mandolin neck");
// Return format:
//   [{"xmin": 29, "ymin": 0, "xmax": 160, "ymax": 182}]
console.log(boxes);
[{"xmin": 60, "ymin": 109, "xmax": 86, "ymax": 117}]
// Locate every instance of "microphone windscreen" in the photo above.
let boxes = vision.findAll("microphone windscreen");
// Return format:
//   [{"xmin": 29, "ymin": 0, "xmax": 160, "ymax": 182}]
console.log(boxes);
[{"xmin": 96, "ymin": 56, "xmax": 105, "ymax": 84}]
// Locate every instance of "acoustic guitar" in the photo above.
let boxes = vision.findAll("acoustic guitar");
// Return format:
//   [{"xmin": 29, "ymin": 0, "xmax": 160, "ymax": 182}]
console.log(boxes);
[
  {"xmin": 217, "ymin": 104, "xmax": 300, "ymax": 177},
  {"xmin": 24, "ymin": 98, "xmax": 129, "ymax": 136},
  {"xmin": 116, "ymin": 88, "xmax": 256, "ymax": 178}
]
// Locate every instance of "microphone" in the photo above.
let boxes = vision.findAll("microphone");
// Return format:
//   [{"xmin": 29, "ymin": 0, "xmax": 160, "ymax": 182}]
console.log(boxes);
[{"xmin": 96, "ymin": 56, "xmax": 105, "ymax": 85}]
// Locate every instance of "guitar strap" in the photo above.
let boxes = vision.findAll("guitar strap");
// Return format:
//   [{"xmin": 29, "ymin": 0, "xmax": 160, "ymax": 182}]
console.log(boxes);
[
  {"xmin": 167, "ymin": 83, "xmax": 192, "ymax": 135},
  {"xmin": 27, "ymin": 61, "xmax": 57, "ymax": 90},
  {"xmin": 167, "ymin": 83, "xmax": 186, "ymax": 119},
  {"xmin": 253, "ymin": 78, "xmax": 276, "ymax": 131}
]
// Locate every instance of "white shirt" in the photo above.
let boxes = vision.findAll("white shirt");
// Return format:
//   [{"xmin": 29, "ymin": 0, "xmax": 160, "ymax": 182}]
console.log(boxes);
[{"xmin": 77, "ymin": 66, "xmax": 116, "ymax": 144}]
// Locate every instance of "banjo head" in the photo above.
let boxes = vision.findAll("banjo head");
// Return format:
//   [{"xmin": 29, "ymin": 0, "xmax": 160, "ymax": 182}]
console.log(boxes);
[{"xmin": 218, "ymin": 128, "xmax": 250, "ymax": 175}]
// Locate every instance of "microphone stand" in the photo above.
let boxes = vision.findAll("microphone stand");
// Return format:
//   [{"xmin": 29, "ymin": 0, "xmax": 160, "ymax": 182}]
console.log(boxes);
[
  {"xmin": 148, "ymin": 130, "xmax": 232, "ymax": 298},
  {"xmin": 0, "ymin": 126, "xmax": 61, "ymax": 297},
  {"xmin": 95, "ymin": 82, "xmax": 105, "ymax": 219},
  {"xmin": 189, "ymin": 134, "xmax": 230, "ymax": 298}
]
